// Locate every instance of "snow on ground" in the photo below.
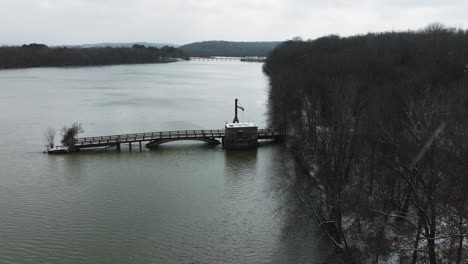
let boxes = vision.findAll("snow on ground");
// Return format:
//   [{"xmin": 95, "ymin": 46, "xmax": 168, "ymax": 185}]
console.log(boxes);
[{"xmin": 225, "ymin": 122, "xmax": 256, "ymax": 128}]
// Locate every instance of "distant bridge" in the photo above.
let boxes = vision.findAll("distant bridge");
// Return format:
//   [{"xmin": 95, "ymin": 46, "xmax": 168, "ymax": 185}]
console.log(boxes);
[
  {"xmin": 189, "ymin": 57, "xmax": 266, "ymax": 62},
  {"xmin": 72, "ymin": 128, "xmax": 283, "ymax": 151}
]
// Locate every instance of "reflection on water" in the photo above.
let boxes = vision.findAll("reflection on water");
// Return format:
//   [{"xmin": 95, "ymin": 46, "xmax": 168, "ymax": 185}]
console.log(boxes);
[
  {"xmin": 224, "ymin": 148, "xmax": 258, "ymax": 178},
  {"xmin": 0, "ymin": 62, "xmax": 336, "ymax": 263}
]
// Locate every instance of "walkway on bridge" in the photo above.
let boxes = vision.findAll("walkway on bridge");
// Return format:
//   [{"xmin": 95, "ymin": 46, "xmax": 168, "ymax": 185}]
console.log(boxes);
[{"xmin": 73, "ymin": 129, "xmax": 283, "ymax": 150}]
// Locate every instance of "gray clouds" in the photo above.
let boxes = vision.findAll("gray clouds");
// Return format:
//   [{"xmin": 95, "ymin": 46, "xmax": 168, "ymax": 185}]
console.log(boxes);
[{"xmin": 1, "ymin": 0, "xmax": 467, "ymax": 45}]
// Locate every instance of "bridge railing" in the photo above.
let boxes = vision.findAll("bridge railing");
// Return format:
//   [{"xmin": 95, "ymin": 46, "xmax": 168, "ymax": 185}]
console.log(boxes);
[
  {"xmin": 74, "ymin": 129, "xmax": 226, "ymax": 146},
  {"xmin": 73, "ymin": 129, "xmax": 283, "ymax": 146}
]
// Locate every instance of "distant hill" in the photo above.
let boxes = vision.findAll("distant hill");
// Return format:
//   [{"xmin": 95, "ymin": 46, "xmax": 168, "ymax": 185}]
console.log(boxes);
[
  {"xmin": 179, "ymin": 41, "xmax": 282, "ymax": 57},
  {"xmin": 57, "ymin": 42, "xmax": 179, "ymax": 48}
]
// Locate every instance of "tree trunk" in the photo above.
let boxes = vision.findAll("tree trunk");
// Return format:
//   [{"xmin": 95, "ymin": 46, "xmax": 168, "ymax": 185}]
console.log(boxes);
[
  {"xmin": 411, "ymin": 221, "xmax": 422, "ymax": 264},
  {"xmin": 428, "ymin": 238, "xmax": 437, "ymax": 264},
  {"xmin": 456, "ymin": 216, "xmax": 464, "ymax": 264}
]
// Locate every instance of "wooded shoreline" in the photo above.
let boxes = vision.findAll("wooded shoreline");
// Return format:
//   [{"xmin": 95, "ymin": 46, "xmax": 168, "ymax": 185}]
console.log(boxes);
[
  {"xmin": 264, "ymin": 24, "xmax": 468, "ymax": 263},
  {"xmin": 0, "ymin": 44, "xmax": 186, "ymax": 69}
]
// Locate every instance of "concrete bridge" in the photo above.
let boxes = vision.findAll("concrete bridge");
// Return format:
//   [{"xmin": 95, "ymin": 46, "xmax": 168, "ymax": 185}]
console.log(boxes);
[
  {"xmin": 72, "ymin": 128, "xmax": 283, "ymax": 151},
  {"xmin": 189, "ymin": 57, "xmax": 266, "ymax": 62}
]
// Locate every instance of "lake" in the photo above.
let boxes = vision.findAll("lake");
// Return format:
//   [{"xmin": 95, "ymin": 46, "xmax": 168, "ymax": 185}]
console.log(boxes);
[{"xmin": 0, "ymin": 61, "xmax": 335, "ymax": 263}]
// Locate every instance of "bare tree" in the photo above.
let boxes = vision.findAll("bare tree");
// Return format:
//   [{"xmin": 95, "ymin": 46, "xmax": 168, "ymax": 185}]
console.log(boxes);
[
  {"xmin": 44, "ymin": 127, "xmax": 56, "ymax": 149},
  {"xmin": 60, "ymin": 122, "xmax": 84, "ymax": 147}
]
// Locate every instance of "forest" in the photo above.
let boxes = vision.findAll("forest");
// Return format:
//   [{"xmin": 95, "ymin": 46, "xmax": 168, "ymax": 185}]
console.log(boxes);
[
  {"xmin": 0, "ymin": 44, "xmax": 186, "ymax": 69},
  {"xmin": 179, "ymin": 40, "xmax": 281, "ymax": 57},
  {"xmin": 263, "ymin": 24, "xmax": 468, "ymax": 263}
]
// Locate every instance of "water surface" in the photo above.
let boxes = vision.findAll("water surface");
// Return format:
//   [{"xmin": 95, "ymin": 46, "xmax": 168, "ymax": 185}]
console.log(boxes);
[{"xmin": 0, "ymin": 61, "xmax": 335, "ymax": 263}]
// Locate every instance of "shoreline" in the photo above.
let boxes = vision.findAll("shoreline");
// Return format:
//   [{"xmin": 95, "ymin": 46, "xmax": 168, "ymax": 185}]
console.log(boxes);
[{"xmin": 0, "ymin": 58, "xmax": 185, "ymax": 71}]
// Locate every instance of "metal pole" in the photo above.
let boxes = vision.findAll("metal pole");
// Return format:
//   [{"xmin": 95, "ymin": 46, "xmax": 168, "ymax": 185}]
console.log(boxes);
[{"xmin": 233, "ymin": 98, "xmax": 239, "ymax": 123}]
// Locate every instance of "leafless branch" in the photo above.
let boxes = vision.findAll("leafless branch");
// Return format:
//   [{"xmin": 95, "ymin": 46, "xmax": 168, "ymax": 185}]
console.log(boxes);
[
  {"xmin": 43, "ymin": 127, "xmax": 56, "ymax": 148},
  {"xmin": 393, "ymin": 247, "xmax": 429, "ymax": 252},
  {"xmin": 374, "ymin": 210, "xmax": 425, "ymax": 235}
]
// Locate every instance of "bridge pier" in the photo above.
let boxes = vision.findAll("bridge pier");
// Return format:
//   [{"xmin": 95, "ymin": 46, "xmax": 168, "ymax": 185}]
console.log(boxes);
[
  {"xmin": 139, "ymin": 141, "xmax": 142, "ymax": 151},
  {"xmin": 116, "ymin": 143, "xmax": 121, "ymax": 151},
  {"xmin": 129, "ymin": 142, "xmax": 132, "ymax": 150}
]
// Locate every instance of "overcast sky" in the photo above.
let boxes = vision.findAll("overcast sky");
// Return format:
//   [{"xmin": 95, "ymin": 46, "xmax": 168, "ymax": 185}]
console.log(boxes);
[{"xmin": 1, "ymin": 0, "xmax": 467, "ymax": 45}]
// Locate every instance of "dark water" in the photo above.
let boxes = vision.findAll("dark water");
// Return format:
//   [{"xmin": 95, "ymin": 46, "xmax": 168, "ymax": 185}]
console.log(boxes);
[{"xmin": 0, "ymin": 61, "xmax": 335, "ymax": 263}]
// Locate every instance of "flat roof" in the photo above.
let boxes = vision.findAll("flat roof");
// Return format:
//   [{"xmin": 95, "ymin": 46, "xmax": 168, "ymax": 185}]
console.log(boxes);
[{"xmin": 225, "ymin": 122, "xmax": 257, "ymax": 128}]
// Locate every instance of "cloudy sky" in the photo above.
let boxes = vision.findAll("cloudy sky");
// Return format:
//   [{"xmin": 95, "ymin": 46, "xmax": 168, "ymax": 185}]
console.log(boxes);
[{"xmin": 1, "ymin": 0, "xmax": 467, "ymax": 45}]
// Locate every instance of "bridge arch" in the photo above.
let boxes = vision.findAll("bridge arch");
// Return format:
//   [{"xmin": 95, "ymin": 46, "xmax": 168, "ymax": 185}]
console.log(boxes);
[{"xmin": 146, "ymin": 137, "xmax": 220, "ymax": 148}]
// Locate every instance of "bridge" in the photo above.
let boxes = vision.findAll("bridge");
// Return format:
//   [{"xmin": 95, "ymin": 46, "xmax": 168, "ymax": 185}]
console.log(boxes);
[
  {"xmin": 72, "ymin": 128, "xmax": 283, "ymax": 151},
  {"xmin": 189, "ymin": 57, "xmax": 266, "ymax": 62}
]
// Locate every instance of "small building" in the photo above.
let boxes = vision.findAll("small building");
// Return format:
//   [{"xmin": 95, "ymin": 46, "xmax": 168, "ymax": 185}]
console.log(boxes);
[{"xmin": 224, "ymin": 122, "xmax": 258, "ymax": 149}]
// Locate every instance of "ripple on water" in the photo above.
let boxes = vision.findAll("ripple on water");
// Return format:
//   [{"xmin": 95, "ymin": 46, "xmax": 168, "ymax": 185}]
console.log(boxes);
[{"xmin": 0, "ymin": 63, "xmax": 336, "ymax": 264}]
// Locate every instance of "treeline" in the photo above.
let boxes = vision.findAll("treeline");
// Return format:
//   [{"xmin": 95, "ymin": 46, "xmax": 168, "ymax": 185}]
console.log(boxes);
[
  {"xmin": 61, "ymin": 42, "xmax": 177, "ymax": 48},
  {"xmin": 264, "ymin": 24, "xmax": 468, "ymax": 263},
  {"xmin": 0, "ymin": 44, "xmax": 186, "ymax": 69},
  {"xmin": 179, "ymin": 40, "xmax": 281, "ymax": 57}
]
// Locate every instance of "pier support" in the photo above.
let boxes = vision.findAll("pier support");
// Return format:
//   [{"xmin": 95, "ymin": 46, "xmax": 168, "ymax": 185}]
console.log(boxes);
[
  {"xmin": 116, "ymin": 143, "xmax": 121, "ymax": 151},
  {"xmin": 139, "ymin": 141, "xmax": 142, "ymax": 151},
  {"xmin": 129, "ymin": 142, "xmax": 132, "ymax": 150}
]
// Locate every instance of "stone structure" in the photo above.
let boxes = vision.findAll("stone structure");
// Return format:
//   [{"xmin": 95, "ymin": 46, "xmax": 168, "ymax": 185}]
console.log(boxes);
[{"xmin": 223, "ymin": 122, "xmax": 258, "ymax": 149}]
